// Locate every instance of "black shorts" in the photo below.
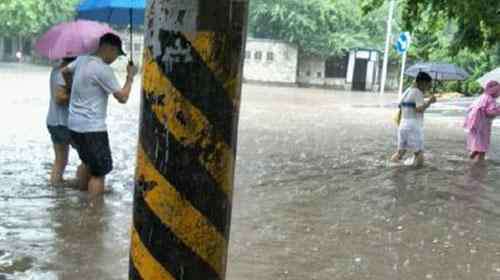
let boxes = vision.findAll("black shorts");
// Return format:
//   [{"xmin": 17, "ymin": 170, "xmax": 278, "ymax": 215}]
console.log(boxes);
[
  {"xmin": 47, "ymin": 125, "xmax": 71, "ymax": 145},
  {"xmin": 70, "ymin": 130, "xmax": 113, "ymax": 177}
]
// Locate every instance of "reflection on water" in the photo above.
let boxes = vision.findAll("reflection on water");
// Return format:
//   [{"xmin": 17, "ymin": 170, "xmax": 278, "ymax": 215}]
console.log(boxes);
[{"xmin": 2, "ymin": 64, "xmax": 500, "ymax": 279}]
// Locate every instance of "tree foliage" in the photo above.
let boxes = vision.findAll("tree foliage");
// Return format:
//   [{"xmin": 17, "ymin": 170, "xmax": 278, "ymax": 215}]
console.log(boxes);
[
  {"xmin": 395, "ymin": 9, "xmax": 499, "ymax": 94},
  {"xmin": 362, "ymin": 0, "xmax": 500, "ymax": 52},
  {"xmin": 0, "ymin": 0, "xmax": 79, "ymax": 38},
  {"xmin": 249, "ymin": 0, "xmax": 389, "ymax": 57}
]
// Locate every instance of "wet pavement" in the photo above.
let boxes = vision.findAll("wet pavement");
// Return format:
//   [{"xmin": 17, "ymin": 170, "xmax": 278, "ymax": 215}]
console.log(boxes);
[{"xmin": 2, "ymin": 63, "xmax": 500, "ymax": 279}]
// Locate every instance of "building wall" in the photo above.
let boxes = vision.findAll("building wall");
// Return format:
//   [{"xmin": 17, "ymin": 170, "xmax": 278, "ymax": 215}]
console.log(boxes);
[
  {"xmin": 325, "ymin": 78, "xmax": 348, "ymax": 89},
  {"xmin": 0, "ymin": 36, "xmax": 32, "ymax": 62},
  {"xmin": 243, "ymin": 39, "xmax": 298, "ymax": 84},
  {"xmin": 297, "ymin": 56, "xmax": 354, "ymax": 90},
  {"xmin": 297, "ymin": 56, "xmax": 325, "ymax": 86}
]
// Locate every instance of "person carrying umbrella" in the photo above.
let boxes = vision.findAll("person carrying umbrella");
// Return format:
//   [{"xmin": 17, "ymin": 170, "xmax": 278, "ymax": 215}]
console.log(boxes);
[
  {"xmin": 391, "ymin": 72, "xmax": 437, "ymax": 167},
  {"xmin": 463, "ymin": 81, "xmax": 500, "ymax": 163},
  {"xmin": 35, "ymin": 20, "xmax": 122, "ymax": 188},
  {"xmin": 62, "ymin": 33, "xmax": 138, "ymax": 195},
  {"xmin": 47, "ymin": 56, "xmax": 76, "ymax": 185}
]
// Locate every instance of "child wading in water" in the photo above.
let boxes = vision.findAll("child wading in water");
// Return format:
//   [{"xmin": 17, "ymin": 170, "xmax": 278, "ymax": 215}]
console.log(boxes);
[
  {"xmin": 464, "ymin": 80, "xmax": 500, "ymax": 162},
  {"xmin": 391, "ymin": 72, "xmax": 437, "ymax": 167}
]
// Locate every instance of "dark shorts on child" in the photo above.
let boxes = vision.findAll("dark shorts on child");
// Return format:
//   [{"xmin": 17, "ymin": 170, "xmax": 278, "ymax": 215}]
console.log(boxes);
[
  {"xmin": 47, "ymin": 125, "xmax": 72, "ymax": 145},
  {"xmin": 70, "ymin": 130, "xmax": 113, "ymax": 177}
]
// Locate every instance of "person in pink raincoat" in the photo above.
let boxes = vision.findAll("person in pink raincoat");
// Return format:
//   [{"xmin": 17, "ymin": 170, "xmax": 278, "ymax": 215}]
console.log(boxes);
[{"xmin": 464, "ymin": 80, "xmax": 500, "ymax": 162}]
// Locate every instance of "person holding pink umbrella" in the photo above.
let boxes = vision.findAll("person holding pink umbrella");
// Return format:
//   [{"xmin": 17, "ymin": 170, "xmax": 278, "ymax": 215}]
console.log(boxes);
[
  {"xmin": 46, "ymin": 56, "xmax": 76, "ymax": 185},
  {"xmin": 62, "ymin": 33, "xmax": 137, "ymax": 196},
  {"xmin": 464, "ymin": 81, "xmax": 500, "ymax": 162}
]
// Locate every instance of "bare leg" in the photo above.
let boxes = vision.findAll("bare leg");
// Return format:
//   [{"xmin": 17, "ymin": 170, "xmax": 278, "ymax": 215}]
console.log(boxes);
[
  {"xmin": 77, "ymin": 164, "xmax": 90, "ymax": 191},
  {"xmin": 414, "ymin": 151, "xmax": 424, "ymax": 167},
  {"xmin": 473, "ymin": 152, "xmax": 486, "ymax": 163},
  {"xmin": 88, "ymin": 176, "xmax": 106, "ymax": 196},
  {"xmin": 391, "ymin": 150, "xmax": 406, "ymax": 162},
  {"xmin": 479, "ymin": 153, "xmax": 486, "ymax": 161},
  {"xmin": 470, "ymin": 151, "xmax": 478, "ymax": 159},
  {"xmin": 50, "ymin": 144, "xmax": 69, "ymax": 185}
]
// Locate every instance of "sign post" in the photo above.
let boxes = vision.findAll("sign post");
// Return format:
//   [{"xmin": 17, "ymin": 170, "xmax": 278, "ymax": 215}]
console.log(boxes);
[{"xmin": 395, "ymin": 32, "xmax": 411, "ymax": 97}]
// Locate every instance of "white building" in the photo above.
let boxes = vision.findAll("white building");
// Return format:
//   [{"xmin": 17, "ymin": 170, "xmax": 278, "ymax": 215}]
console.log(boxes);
[
  {"xmin": 243, "ymin": 38, "xmax": 299, "ymax": 85},
  {"xmin": 244, "ymin": 38, "xmax": 383, "ymax": 91}
]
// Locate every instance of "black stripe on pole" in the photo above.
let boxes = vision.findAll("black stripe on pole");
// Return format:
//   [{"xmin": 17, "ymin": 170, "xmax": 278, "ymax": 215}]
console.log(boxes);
[
  {"xmin": 151, "ymin": 30, "xmax": 237, "ymax": 149},
  {"xmin": 138, "ymin": 91, "xmax": 231, "ymax": 236},
  {"xmin": 196, "ymin": 1, "xmax": 231, "ymax": 31},
  {"xmin": 133, "ymin": 182, "xmax": 221, "ymax": 280},
  {"xmin": 129, "ymin": 258, "xmax": 144, "ymax": 280}
]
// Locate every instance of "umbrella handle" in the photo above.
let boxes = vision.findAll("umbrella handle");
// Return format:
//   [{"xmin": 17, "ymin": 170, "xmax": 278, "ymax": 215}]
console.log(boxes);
[{"xmin": 129, "ymin": 7, "xmax": 133, "ymax": 63}]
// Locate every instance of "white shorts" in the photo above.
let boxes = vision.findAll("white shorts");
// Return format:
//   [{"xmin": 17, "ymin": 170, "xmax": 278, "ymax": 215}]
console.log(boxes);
[{"xmin": 398, "ymin": 119, "xmax": 424, "ymax": 152}]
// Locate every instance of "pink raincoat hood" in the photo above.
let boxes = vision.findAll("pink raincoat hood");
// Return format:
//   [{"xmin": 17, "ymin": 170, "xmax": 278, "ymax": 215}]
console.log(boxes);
[{"xmin": 485, "ymin": 81, "xmax": 500, "ymax": 98}]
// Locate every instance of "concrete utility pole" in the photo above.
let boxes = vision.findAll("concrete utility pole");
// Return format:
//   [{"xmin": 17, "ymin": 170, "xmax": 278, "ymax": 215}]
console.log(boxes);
[
  {"xmin": 380, "ymin": 0, "xmax": 396, "ymax": 94},
  {"xmin": 129, "ymin": 0, "xmax": 249, "ymax": 279}
]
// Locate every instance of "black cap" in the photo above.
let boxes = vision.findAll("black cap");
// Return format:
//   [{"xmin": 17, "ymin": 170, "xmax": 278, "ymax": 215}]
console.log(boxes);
[
  {"xmin": 416, "ymin": 71, "xmax": 432, "ymax": 83},
  {"xmin": 99, "ymin": 33, "xmax": 126, "ymax": 56}
]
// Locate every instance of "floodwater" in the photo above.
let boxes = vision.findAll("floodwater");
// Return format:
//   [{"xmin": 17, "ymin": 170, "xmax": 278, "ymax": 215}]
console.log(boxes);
[{"xmin": 2, "ymin": 63, "xmax": 500, "ymax": 280}]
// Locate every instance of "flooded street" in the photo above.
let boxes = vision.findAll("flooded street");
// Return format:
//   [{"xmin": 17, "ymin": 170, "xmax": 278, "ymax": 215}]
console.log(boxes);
[{"xmin": 2, "ymin": 63, "xmax": 500, "ymax": 279}]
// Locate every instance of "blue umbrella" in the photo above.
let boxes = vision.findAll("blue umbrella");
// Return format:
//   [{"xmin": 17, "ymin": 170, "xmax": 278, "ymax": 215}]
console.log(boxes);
[{"xmin": 76, "ymin": 0, "xmax": 146, "ymax": 61}]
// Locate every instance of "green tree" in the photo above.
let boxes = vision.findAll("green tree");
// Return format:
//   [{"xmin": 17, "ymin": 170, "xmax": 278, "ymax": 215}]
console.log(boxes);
[
  {"xmin": 0, "ymin": 0, "xmax": 79, "ymax": 38},
  {"xmin": 249, "ymin": 0, "xmax": 389, "ymax": 57},
  {"xmin": 395, "ymin": 9, "xmax": 498, "ymax": 95},
  {"xmin": 362, "ymin": 0, "xmax": 500, "ymax": 52}
]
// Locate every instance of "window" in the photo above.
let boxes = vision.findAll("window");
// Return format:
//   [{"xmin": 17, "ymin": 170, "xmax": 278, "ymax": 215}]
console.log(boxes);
[
  {"xmin": 306, "ymin": 71, "xmax": 311, "ymax": 77},
  {"xmin": 245, "ymin": 51, "xmax": 251, "ymax": 59},
  {"xmin": 317, "ymin": 72, "xmax": 322, "ymax": 78},
  {"xmin": 325, "ymin": 53, "xmax": 349, "ymax": 78},
  {"xmin": 266, "ymin": 52, "xmax": 274, "ymax": 61},
  {"xmin": 254, "ymin": 51, "xmax": 262, "ymax": 60}
]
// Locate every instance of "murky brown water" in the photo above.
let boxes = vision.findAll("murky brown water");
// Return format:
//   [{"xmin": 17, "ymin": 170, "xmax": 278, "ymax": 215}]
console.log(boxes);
[{"xmin": 2, "ymin": 63, "xmax": 500, "ymax": 279}]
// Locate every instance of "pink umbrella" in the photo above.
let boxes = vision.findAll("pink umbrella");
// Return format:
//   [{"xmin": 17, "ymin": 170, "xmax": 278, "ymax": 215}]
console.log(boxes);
[{"xmin": 35, "ymin": 20, "xmax": 118, "ymax": 60}]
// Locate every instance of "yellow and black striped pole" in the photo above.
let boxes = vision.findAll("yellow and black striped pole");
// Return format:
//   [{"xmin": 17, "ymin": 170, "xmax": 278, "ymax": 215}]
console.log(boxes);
[{"xmin": 129, "ymin": 0, "xmax": 248, "ymax": 279}]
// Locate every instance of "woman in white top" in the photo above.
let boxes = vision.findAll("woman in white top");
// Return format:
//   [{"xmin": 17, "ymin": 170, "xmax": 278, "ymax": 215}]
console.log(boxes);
[
  {"xmin": 391, "ymin": 72, "xmax": 436, "ymax": 167},
  {"xmin": 47, "ymin": 57, "xmax": 76, "ymax": 185}
]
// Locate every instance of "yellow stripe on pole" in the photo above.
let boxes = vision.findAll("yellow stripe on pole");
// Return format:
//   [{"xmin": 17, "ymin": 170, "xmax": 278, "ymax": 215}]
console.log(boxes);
[
  {"xmin": 136, "ymin": 146, "xmax": 228, "ymax": 278},
  {"xmin": 142, "ymin": 48, "xmax": 235, "ymax": 197},
  {"xmin": 188, "ymin": 32, "xmax": 241, "ymax": 103},
  {"xmin": 130, "ymin": 229, "xmax": 175, "ymax": 280}
]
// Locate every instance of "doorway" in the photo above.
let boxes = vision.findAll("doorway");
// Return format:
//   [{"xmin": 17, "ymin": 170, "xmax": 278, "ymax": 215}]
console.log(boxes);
[{"xmin": 352, "ymin": 58, "xmax": 368, "ymax": 91}]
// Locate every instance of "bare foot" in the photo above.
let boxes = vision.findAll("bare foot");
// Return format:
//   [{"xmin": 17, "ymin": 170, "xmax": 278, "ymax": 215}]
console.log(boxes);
[
  {"xmin": 390, "ymin": 153, "xmax": 401, "ymax": 162},
  {"xmin": 413, "ymin": 153, "xmax": 424, "ymax": 168}
]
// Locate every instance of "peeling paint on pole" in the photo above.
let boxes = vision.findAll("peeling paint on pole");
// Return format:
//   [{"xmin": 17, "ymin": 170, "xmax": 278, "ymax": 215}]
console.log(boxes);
[{"xmin": 129, "ymin": 0, "xmax": 249, "ymax": 279}]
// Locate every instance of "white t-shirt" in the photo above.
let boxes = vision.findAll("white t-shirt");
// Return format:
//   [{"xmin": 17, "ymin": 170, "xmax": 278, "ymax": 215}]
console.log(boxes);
[
  {"xmin": 46, "ymin": 67, "xmax": 68, "ymax": 126},
  {"xmin": 67, "ymin": 56, "xmax": 121, "ymax": 132},
  {"xmin": 400, "ymin": 87, "xmax": 425, "ymax": 127}
]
